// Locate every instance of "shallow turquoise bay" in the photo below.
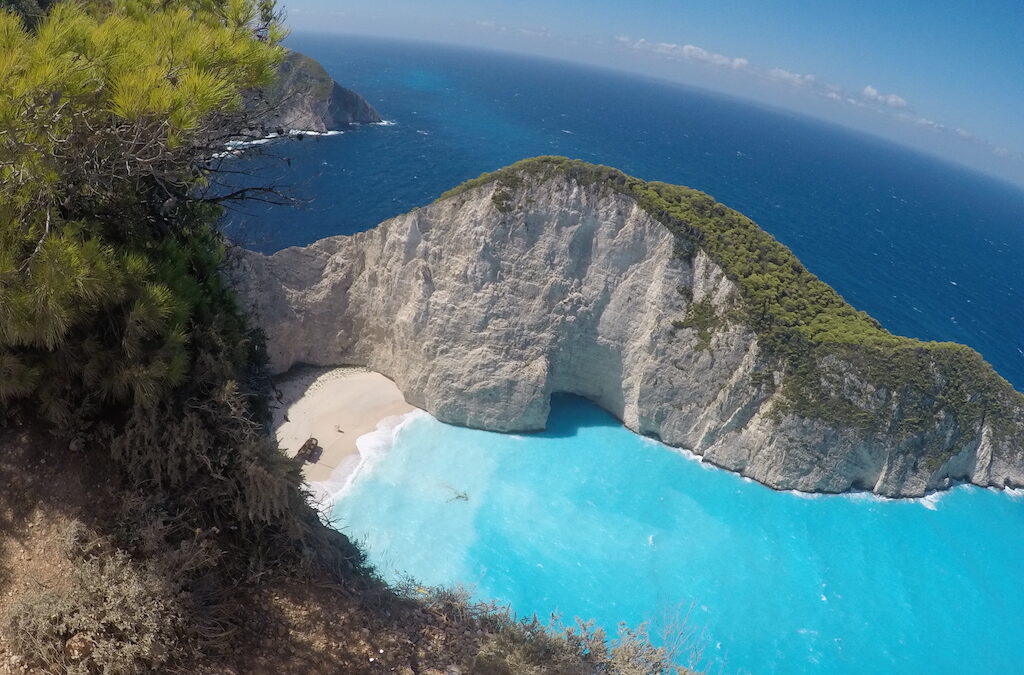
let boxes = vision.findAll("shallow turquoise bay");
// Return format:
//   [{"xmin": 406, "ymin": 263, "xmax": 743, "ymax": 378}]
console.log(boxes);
[{"xmin": 333, "ymin": 395, "xmax": 1024, "ymax": 674}]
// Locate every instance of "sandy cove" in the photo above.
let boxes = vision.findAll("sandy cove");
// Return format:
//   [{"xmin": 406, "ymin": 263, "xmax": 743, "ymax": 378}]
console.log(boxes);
[{"xmin": 271, "ymin": 366, "xmax": 414, "ymax": 484}]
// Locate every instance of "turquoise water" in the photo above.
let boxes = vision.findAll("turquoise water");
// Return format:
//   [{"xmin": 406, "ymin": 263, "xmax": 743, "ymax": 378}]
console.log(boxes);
[{"xmin": 334, "ymin": 396, "xmax": 1024, "ymax": 674}]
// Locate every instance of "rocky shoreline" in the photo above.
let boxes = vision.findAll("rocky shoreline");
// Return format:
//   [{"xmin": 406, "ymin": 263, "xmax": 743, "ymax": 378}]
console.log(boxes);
[{"xmin": 244, "ymin": 49, "xmax": 381, "ymax": 135}]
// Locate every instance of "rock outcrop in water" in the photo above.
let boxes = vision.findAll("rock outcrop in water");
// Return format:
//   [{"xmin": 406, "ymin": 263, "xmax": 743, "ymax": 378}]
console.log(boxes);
[
  {"xmin": 230, "ymin": 157, "xmax": 1024, "ymax": 498},
  {"xmin": 245, "ymin": 50, "xmax": 381, "ymax": 133}
]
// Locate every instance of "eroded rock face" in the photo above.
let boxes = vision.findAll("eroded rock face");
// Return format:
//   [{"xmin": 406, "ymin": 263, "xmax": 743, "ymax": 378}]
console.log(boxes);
[
  {"xmin": 246, "ymin": 50, "xmax": 381, "ymax": 133},
  {"xmin": 230, "ymin": 171, "xmax": 1024, "ymax": 497}
]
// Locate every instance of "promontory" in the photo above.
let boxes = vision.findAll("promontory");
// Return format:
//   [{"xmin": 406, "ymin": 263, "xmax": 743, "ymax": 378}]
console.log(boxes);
[
  {"xmin": 245, "ymin": 49, "xmax": 381, "ymax": 133},
  {"xmin": 231, "ymin": 157, "xmax": 1024, "ymax": 498}
]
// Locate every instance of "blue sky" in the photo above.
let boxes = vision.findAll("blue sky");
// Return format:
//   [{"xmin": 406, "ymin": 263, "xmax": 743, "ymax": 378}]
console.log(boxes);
[{"xmin": 285, "ymin": 0, "xmax": 1024, "ymax": 186}]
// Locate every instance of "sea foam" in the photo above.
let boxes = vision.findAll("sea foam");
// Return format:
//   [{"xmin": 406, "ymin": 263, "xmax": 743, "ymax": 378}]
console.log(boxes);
[{"xmin": 307, "ymin": 409, "xmax": 426, "ymax": 509}]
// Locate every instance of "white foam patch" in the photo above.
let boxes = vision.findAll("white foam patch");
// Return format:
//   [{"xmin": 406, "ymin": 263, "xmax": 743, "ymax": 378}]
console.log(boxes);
[
  {"xmin": 839, "ymin": 489, "xmax": 946, "ymax": 510},
  {"xmin": 640, "ymin": 436, "xmax": 714, "ymax": 470},
  {"xmin": 213, "ymin": 129, "xmax": 343, "ymax": 159},
  {"xmin": 287, "ymin": 129, "xmax": 344, "ymax": 137},
  {"xmin": 625, "ymin": 424, "xmax": 999, "ymax": 507},
  {"xmin": 787, "ymin": 489, "xmax": 823, "ymax": 500},
  {"xmin": 307, "ymin": 409, "xmax": 428, "ymax": 510},
  {"xmin": 223, "ymin": 137, "xmax": 273, "ymax": 151},
  {"xmin": 374, "ymin": 119, "xmax": 397, "ymax": 126},
  {"xmin": 842, "ymin": 492, "xmax": 882, "ymax": 503}
]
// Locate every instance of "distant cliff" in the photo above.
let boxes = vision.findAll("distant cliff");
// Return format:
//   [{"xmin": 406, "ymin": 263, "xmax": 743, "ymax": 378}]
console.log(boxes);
[
  {"xmin": 231, "ymin": 157, "xmax": 1024, "ymax": 498},
  {"xmin": 246, "ymin": 49, "xmax": 381, "ymax": 133}
]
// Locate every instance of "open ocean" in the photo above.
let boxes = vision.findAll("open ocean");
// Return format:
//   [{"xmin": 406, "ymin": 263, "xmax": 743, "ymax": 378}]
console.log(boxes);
[{"xmin": 231, "ymin": 33, "xmax": 1024, "ymax": 673}]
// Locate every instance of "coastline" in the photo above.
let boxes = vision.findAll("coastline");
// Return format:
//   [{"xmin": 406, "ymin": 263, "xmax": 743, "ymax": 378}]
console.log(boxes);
[{"xmin": 272, "ymin": 366, "xmax": 416, "ymax": 501}]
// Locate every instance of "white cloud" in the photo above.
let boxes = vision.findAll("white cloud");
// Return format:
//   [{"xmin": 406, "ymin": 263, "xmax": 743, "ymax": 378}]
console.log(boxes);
[
  {"xmin": 518, "ymin": 27, "xmax": 552, "ymax": 38},
  {"xmin": 766, "ymin": 68, "xmax": 816, "ymax": 87},
  {"xmin": 861, "ymin": 85, "xmax": 908, "ymax": 108},
  {"xmin": 615, "ymin": 35, "xmax": 1014, "ymax": 160},
  {"xmin": 631, "ymin": 39, "xmax": 749, "ymax": 70}
]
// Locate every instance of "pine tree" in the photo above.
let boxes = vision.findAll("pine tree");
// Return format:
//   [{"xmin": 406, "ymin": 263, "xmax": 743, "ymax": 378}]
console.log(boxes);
[{"xmin": 0, "ymin": 0, "xmax": 282, "ymax": 425}]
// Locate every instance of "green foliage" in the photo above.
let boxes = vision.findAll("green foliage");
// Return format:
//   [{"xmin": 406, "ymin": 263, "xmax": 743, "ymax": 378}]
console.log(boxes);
[
  {"xmin": 492, "ymin": 187, "xmax": 516, "ymax": 213},
  {"xmin": 0, "ymin": 0, "xmax": 282, "ymax": 426},
  {"xmin": 0, "ymin": 0, "xmax": 53, "ymax": 26},
  {"xmin": 112, "ymin": 378, "xmax": 308, "ymax": 533},
  {"xmin": 679, "ymin": 299, "xmax": 718, "ymax": 351},
  {"xmin": 0, "ymin": 3, "xmax": 349, "ymax": 655},
  {"xmin": 443, "ymin": 157, "xmax": 1024, "ymax": 442}
]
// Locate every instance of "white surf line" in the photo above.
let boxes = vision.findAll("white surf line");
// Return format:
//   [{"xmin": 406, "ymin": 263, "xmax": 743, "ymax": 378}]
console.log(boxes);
[{"xmin": 306, "ymin": 409, "xmax": 427, "ymax": 511}]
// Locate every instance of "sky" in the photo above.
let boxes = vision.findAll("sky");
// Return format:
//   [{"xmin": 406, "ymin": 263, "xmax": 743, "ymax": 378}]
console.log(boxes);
[{"xmin": 284, "ymin": 0, "xmax": 1024, "ymax": 188}]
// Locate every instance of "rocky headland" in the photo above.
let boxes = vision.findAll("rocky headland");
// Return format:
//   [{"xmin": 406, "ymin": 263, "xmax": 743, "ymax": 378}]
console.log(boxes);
[
  {"xmin": 245, "ymin": 49, "xmax": 381, "ymax": 133},
  {"xmin": 231, "ymin": 157, "xmax": 1024, "ymax": 498}
]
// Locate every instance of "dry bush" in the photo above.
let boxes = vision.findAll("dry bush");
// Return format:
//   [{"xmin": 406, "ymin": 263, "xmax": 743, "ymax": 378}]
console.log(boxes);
[
  {"xmin": 474, "ymin": 615, "xmax": 696, "ymax": 675},
  {"xmin": 398, "ymin": 584, "xmax": 701, "ymax": 675},
  {"xmin": 3, "ymin": 523, "xmax": 196, "ymax": 674}
]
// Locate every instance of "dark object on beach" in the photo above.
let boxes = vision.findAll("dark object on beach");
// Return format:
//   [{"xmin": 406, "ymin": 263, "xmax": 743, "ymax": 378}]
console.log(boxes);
[{"xmin": 296, "ymin": 437, "xmax": 322, "ymax": 463}]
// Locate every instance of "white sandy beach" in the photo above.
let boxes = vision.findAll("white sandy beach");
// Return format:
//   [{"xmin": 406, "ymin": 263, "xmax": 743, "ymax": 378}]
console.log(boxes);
[{"xmin": 272, "ymin": 366, "xmax": 414, "ymax": 483}]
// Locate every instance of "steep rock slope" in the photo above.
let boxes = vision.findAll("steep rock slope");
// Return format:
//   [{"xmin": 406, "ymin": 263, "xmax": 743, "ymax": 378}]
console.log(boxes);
[
  {"xmin": 246, "ymin": 50, "xmax": 381, "ymax": 132},
  {"xmin": 231, "ymin": 158, "xmax": 1024, "ymax": 497}
]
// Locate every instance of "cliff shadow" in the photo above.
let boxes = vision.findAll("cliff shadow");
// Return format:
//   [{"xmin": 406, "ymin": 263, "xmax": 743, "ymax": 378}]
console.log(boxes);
[{"xmin": 534, "ymin": 393, "xmax": 623, "ymax": 439}]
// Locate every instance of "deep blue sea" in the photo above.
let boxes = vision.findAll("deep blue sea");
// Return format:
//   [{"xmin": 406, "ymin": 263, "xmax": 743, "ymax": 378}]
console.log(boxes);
[{"xmin": 233, "ymin": 33, "xmax": 1024, "ymax": 673}]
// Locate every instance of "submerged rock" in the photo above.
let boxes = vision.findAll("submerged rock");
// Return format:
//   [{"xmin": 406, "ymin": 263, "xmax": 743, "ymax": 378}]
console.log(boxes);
[{"xmin": 230, "ymin": 157, "xmax": 1024, "ymax": 498}]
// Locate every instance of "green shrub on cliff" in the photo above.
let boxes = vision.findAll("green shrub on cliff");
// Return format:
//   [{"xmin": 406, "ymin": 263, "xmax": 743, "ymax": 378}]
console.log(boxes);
[
  {"xmin": 0, "ymin": 1, "xmax": 360, "ymax": 667},
  {"xmin": 0, "ymin": 0, "xmax": 283, "ymax": 423},
  {"xmin": 680, "ymin": 299, "xmax": 718, "ymax": 351}
]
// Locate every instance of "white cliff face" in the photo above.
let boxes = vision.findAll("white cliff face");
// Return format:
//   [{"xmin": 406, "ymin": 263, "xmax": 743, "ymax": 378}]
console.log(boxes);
[{"xmin": 230, "ymin": 172, "xmax": 1024, "ymax": 497}]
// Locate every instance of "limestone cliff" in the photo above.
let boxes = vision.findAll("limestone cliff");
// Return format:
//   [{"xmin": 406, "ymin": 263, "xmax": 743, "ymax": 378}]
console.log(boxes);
[
  {"xmin": 230, "ymin": 157, "xmax": 1024, "ymax": 497},
  {"xmin": 245, "ymin": 50, "xmax": 381, "ymax": 133}
]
